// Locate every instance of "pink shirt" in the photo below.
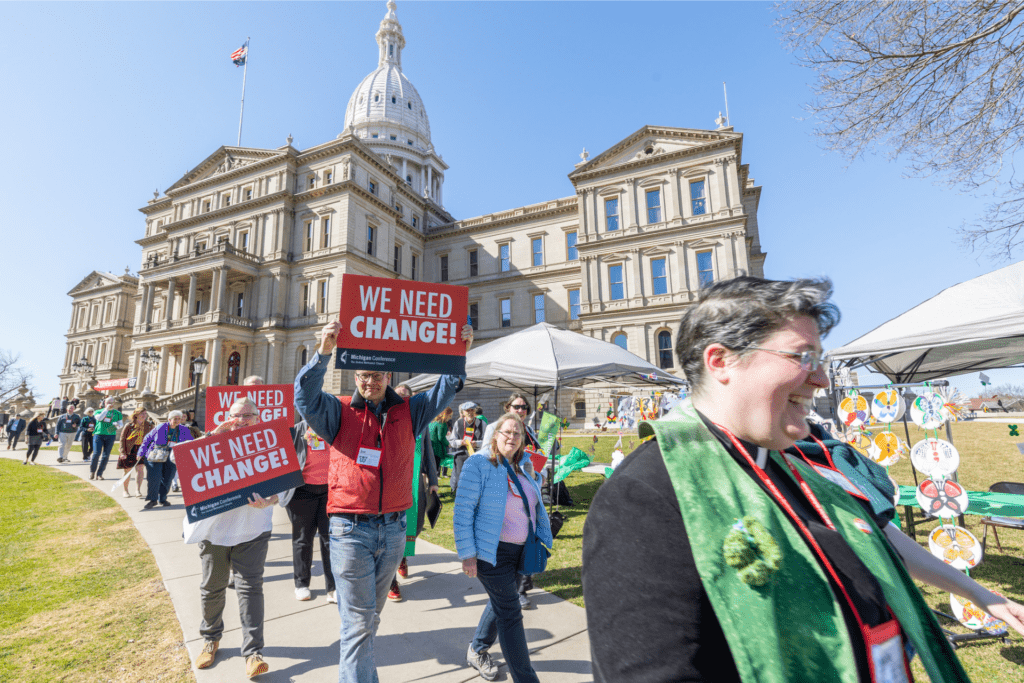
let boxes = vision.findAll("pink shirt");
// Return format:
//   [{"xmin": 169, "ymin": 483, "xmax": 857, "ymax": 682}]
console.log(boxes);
[{"xmin": 500, "ymin": 471, "xmax": 538, "ymax": 544}]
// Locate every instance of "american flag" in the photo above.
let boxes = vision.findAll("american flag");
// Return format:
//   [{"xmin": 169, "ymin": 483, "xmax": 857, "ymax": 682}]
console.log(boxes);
[{"xmin": 230, "ymin": 41, "xmax": 248, "ymax": 67}]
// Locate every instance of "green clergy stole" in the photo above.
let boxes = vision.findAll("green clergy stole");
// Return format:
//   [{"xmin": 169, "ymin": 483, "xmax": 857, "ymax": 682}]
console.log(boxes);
[
  {"xmin": 404, "ymin": 434, "xmax": 424, "ymax": 556},
  {"xmin": 639, "ymin": 399, "xmax": 969, "ymax": 683}
]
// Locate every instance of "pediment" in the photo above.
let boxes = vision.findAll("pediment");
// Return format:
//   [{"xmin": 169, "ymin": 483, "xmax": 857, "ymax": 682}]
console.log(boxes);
[
  {"xmin": 68, "ymin": 271, "xmax": 121, "ymax": 296},
  {"xmin": 166, "ymin": 146, "xmax": 286, "ymax": 194},
  {"xmin": 571, "ymin": 125, "xmax": 740, "ymax": 178}
]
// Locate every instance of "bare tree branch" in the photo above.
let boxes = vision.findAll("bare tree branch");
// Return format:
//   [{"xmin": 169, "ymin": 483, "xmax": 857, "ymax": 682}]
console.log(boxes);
[
  {"xmin": 0, "ymin": 349, "xmax": 33, "ymax": 401},
  {"xmin": 774, "ymin": 1, "xmax": 1024, "ymax": 259}
]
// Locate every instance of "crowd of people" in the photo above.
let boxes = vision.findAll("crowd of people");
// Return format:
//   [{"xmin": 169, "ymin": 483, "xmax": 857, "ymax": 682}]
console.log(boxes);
[{"xmin": 12, "ymin": 275, "xmax": 1024, "ymax": 683}]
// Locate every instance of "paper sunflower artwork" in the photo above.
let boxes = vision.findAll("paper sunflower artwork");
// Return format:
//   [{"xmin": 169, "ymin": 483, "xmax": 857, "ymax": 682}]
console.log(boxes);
[{"xmin": 928, "ymin": 525, "xmax": 983, "ymax": 570}]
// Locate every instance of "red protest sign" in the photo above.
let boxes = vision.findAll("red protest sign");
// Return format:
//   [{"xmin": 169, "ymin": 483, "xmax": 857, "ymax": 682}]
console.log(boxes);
[
  {"xmin": 204, "ymin": 384, "xmax": 295, "ymax": 431},
  {"xmin": 335, "ymin": 274, "xmax": 468, "ymax": 375},
  {"xmin": 177, "ymin": 417, "xmax": 304, "ymax": 522}
]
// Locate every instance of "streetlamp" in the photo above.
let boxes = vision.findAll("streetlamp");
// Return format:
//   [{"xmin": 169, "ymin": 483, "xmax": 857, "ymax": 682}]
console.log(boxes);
[
  {"xmin": 139, "ymin": 346, "xmax": 162, "ymax": 394},
  {"xmin": 191, "ymin": 355, "xmax": 209, "ymax": 427},
  {"xmin": 72, "ymin": 357, "xmax": 94, "ymax": 377}
]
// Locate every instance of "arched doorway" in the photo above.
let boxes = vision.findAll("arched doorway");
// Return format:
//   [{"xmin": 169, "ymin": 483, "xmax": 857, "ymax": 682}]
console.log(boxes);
[{"xmin": 226, "ymin": 351, "xmax": 241, "ymax": 385}]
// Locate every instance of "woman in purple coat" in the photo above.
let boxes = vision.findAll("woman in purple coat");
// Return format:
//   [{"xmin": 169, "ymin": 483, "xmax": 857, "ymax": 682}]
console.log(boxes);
[{"xmin": 139, "ymin": 410, "xmax": 193, "ymax": 509}]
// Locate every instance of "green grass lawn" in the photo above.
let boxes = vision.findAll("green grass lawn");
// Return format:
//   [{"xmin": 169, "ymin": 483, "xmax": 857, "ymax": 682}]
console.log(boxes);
[
  {"xmin": 422, "ymin": 426, "xmax": 1024, "ymax": 680},
  {"xmin": 0, "ymin": 458, "xmax": 193, "ymax": 682}
]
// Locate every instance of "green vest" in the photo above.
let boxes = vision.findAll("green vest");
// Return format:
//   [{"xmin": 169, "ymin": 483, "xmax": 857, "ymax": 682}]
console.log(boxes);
[{"xmin": 639, "ymin": 399, "xmax": 969, "ymax": 683}]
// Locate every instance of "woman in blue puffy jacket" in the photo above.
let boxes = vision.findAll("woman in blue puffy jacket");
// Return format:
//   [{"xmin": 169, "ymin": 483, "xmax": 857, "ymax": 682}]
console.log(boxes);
[{"xmin": 454, "ymin": 412, "xmax": 553, "ymax": 683}]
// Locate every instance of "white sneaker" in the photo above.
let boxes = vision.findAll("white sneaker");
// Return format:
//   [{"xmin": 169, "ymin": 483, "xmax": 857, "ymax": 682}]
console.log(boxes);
[
  {"xmin": 122, "ymin": 490, "xmax": 130, "ymax": 498},
  {"xmin": 466, "ymin": 644, "xmax": 498, "ymax": 681},
  {"xmin": 327, "ymin": 590, "xmax": 337, "ymax": 604},
  {"xmin": 295, "ymin": 587, "xmax": 311, "ymax": 601}
]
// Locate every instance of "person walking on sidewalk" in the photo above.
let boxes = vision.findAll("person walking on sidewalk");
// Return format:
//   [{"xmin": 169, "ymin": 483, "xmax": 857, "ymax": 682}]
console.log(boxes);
[
  {"xmin": 138, "ymin": 410, "xmax": 190, "ymax": 508},
  {"xmin": 89, "ymin": 397, "xmax": 123, "ymax": 480},
  {"xmin": 77, "ymin": 407, "xmax": 96, "ymax": 461},
  {"xmin": 6, "ymin": 414, "xmax": 27, "ymax": 450},
  {"xmin": 23, "ymin": 415, "xmax": 53, "ymax": 464},
  {"xmin": 430, "ymin": 407, "xmax": 452, "ymax": 476},
  {"xmin": 184, "ymin": 397, "xmax": 292, "ymax": 679},
  {"xmin": 286, "ymin": 419, "xmax": 336, "ymax": 604},
  {"xmin": 54, "ymin": 404, "xmax": 81, "ymax": 463},
  {"xmin": 294, "ymin": 320, "xmax": 472, "ymax": 683},
  {"xmin": 448, "ymin": 402, "xmax": 484, "ymax": 494},
  {"xmin": 454, "ymin": 412, "xmax": 552, "ymax": 683},
  {"xmin": 118, "ymin": 408, "xmax": 153, "ymax": 498}
]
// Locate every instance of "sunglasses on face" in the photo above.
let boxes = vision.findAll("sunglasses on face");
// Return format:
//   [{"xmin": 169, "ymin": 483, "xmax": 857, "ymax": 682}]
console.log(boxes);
[{"xmin": 509, "ymin": 404, "xmax": 529, "ymax": 411}]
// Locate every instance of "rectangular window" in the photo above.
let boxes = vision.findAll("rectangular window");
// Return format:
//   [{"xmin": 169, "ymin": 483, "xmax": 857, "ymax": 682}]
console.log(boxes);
[
  {"xmin": 697, "ymin": 251, "xmax": 715, "ymax": 288},
  {"xmin": 223, "ymin": 193, "xmax": 231, "ymax": 207},
  {"xmin": 412, "ymin": 216, "xmax": 418, "ymax": 228},
  {"xmin": 566, "ymin": 231, "xmax": 578, "ymax": 261},
  {"xmin": 326, "ymin": 170, "xmax": 333, "ymax": 184},
  {"xmin": 569, "ymin": 289, "xmax": 580, "ymax": 320},
  {"xmin": 469, "ymin": 302, "xmax": 479, "ymax": 330},
  {"xmin": 307, "ymin": 173, "xmax": 316, "ymax": 190},
  {"xmin": 500, "ymin": 243, "xmax": 511, "ymax": 272},
  {"xmin": 532, "ymin": 237, "xmax": 543, "ymax": 267},
  {"xmin": 367, "ymin": 225, "xmax": 375, "ymax": 255},
  {"xmin": 305, "ymin": 222, "xmax": 313, "ymax": 252},
  {"xmin": 395, "ymin": 202, "xmax": 402, "ymax": 215},
  {"xmin": 609, "ymin": 264, "xmax": 625, "ymax": 300},
  {"xmin": 690, "ymin": 180, "xmax": 707, "ymax": 215},
  {"xmin": 411, "ymin": 254, "xmax": 418, "ymax": 280},
  {"xmin": 393, "ymin": 245, "xmax": 401, "ymax": 272},
  {"xmin": 301, "ymin": 283, "xmax": 310, "ymax": 314},
  {"xmin": 318, "ymin": 280, "xmax": 328, "ymax": 314},
  {"xmin": 245, "ymin": 188, "xmax": 253, "ymax": 200},
  {"xmin": 321, "ymin": 217, "xmax": 331, "ymax": 248},
  {"xmin": 534, "ymin": 294, "xmax": 545, "ymax": 323},
  {"xmin": 237, "ymin": 230, "xmax": 249, "ymax": 252},
  {"xmin": 605, "ymin": 198, "xmax": 619, "ymax": 231},
  {"xmin": 646, "ymin": 189, "xmax": 662, "ymax": 223},
  {"xmin": 469, "ymin": 249, "xmax": 478, "ymax": 276},
  {"xmin": 235, "ymin": 292, "xmax": 244, "ymax": 317},
  {"xmin": 440, "ymin": 255, "xmax": 449, "ymax": 282},
  {"xmin": 368, "ymin": 180, "xmax": 377, "ymax": 196},
  {"xmin": 194, "ymin": 297, "xmax": 203, "ymax": 315},
  {"xmin": 500, "ymin": 298, "xmax": 512, "ymax": 328},
  {"xmin": 203, "ymin": 200, "xmax": 211, "ymax": 213},
  {"xmin": 652, "ymin": 257, "xmax": 668, "ymax": 295}
]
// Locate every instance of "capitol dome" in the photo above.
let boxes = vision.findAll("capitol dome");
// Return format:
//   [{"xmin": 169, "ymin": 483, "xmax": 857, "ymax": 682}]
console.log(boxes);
[{"xmin": 344, "ymin": 1, "xmax": 431, "ymax": 148}]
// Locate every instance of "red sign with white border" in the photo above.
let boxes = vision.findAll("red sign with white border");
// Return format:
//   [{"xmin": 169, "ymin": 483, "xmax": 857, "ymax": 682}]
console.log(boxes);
[
  {"xmin": 177, "ymin": 417, "xmax": 303, "ymax": 522},
  {"xmin": 204, "ymin": 384, "xmax": 295, "ymax": 430},
  {"xmin": 335, "ymin": 274, "xmax": 468, "ymax": 375}
]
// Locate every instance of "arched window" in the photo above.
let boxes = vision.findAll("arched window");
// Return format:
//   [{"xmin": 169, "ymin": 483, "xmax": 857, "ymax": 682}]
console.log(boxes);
[
  {"xmin": 612, "ymin": 333, "xmax": 627, "ymax": 351},
  {"xmin": 226, "ymin": 351, "xmax": 241, "ymax": 385},
  {"xmin": 300, "ymin": 347, "xmax": 307, "ymax": 367},
  {"xmin": 658, "ymin": 330, "xmax": 674, "ymax": 369},
  {"xmin": 392, "ymin": 95, "xmax": 397, "ymax": 104}
]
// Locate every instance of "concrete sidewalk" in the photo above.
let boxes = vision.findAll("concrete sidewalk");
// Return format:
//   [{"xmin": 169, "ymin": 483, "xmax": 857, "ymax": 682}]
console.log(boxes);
[{"xmin": 5, "ymin": 444, "xmax": 593, "ymax": 682}]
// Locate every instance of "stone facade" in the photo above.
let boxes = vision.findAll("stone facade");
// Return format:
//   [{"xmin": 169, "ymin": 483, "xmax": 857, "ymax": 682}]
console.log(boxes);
[{"xmin": 58, "ymin": 2, "xmax": 766, "ymax": 423}]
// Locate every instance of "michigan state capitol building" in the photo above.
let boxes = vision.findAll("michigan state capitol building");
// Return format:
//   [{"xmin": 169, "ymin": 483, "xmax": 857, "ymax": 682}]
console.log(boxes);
[{"xmin": 57, "ymin": 1, "xmax": 765, "ymax": 422}]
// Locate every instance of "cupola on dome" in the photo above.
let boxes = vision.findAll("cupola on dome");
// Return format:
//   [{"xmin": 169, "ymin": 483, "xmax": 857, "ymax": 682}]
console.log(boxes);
[{"xmin": 344, "ymin": 1, "xmax": 431, "ymax": 146}]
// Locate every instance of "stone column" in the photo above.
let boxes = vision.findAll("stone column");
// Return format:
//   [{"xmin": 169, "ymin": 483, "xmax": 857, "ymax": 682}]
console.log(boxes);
[
  {"xmin": 215, "ymin": 267, "xmax": 228, "ymax": 313},
  {"xmin": 143, "ymin": 282, "xmax": 155, "ymax": 325},
  {"xmin": 713, "ymin": 159, "xmax": 727, "ymax": 215},
  {"xmin": 668, "ymin": 173, "xmax": 681, "ymax": 221},
  {"xmin": 164, "ymin": 277, "xmax": 177, "ymax": 325},
  {"xmin": 177, "ymin": 342, "xmax": 192, "ymax": 392},
  {"xmin": 680, "ymin": 171, "xmax": 693, "ymax": 219},
  {"xmin": 579, "ymin": 256, "xmax": 592, "ymax": 309},
  {"xmin": 627, "ymin": 178, "xmax": 639, "ymax": 229},
  {"xmin": 208, "ymin": 339, "xmax": 222, "ymax": 387},
  {"xmin": 266, "ymin": 340, "xmax": 276, "ymax": 384},
  {"xmin": 621, "ymin": 180, "xmax": 635, "ymax": 230},
  {"xmin": 577, "ymin": 190, "xmax": 589, "ymax": 235},
  {"xmin": 676, "ymin": 241, "xmax": 691, "ymax": 292},
  {"xmin": 726, "ymin": 156, "xmax": 742, "ymax": 210},
  {"xmin": 401, "ymin": 158, "xmax": 407, "ymax": 182},
  {"xmin": 186, "ymin": 273, "xmax": 197, "ymax": 322},
  {"xmin": 630, "ymin": 249, "xmax": 643, "ymax": 300},
  {"xmin": 131, "ymin": 348, "xmax": 142, "ymax": 385},
  {"xmin": 155, "ymin": 346, "xmax": 169, "ymax": 396}
]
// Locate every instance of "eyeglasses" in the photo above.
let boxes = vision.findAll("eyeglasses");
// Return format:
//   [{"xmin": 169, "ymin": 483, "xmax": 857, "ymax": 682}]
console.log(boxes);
[
  {"xmin": 745, "ymin": 346, "xmax": 823, "ymax": 372},
  {"xmin": 509, "ymin": 403, "xmax": 529, "ymax": 411},
  {"xmin": 497, "ymin": 429, "xmax": 521, "ymax": 441},
  {"xmin": 230, "ymin": 412, "xmax": 260, "ymax": 419},
  {"xmin": 354, "ymin": 372, "xmax": 386, "ymax": 384}
]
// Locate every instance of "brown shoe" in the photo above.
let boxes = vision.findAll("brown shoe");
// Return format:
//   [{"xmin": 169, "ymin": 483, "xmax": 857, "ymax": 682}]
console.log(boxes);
[
  {"xmin": 245, "ymin": 652, "xmax": 269, "ymax": 678},
  {"xmin": 195, "ymin": 640, "xmax": 219, "ymax": 669}
]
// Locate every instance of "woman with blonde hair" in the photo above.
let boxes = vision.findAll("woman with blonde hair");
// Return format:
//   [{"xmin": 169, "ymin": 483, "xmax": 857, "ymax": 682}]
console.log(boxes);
[
  {"xmin": 454, "ymin": 412, "xmax": 552, "ymax": 682},
  {"xmin": 118, "ymin": 408, "xmax": 154, "ymax": 498}
]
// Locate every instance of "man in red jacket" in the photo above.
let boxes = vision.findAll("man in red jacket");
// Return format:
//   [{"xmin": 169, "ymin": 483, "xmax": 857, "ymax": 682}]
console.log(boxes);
[{"xmin": 295, "ymin": 320, "xmax": 471, "ymax": 683}]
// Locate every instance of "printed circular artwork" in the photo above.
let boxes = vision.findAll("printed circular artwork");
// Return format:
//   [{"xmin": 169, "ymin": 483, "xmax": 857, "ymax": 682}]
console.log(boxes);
[
  {"xmin": 928, "ymin": 525, "xmax": 982, "ymax": 570},
  {"xmin": 916, "ymin": 478, "xmax": 969, "ymax": 518},
  {"xmin": 869, "ymin": 431, "xmax": 904, "ymax": 467},
  {"xmin": 848, "ymin": 431, "xmax": 872, "ymax": 456},
  {"xmin": 871, "ymin": 389, "xmax": 906, "ymax": 423},
  {"xmin": 838, "ymin": 394, "xmax": 870, "ymax": 428},
  {"xmin": 910, "ymin": 392, "xmax": 950, "ymax": 429},
  {"xmin": 910, "ymin": 438, "xmax": 960, "ymax": 478},
  {"xmin": 950, "ymin": 593, "xmax": 1008, "ymax": 634}
]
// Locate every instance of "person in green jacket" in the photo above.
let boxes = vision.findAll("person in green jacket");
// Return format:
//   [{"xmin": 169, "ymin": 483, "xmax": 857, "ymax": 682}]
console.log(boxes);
[{"xmin": 429, "ymin": 407, "xmax": 452, "ymax": 476}]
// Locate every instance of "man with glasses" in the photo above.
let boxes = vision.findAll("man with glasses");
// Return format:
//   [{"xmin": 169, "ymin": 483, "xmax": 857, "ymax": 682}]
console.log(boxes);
[{"xmin": 295, "ymin": 320, "xmax": 473, "ymax": 683}]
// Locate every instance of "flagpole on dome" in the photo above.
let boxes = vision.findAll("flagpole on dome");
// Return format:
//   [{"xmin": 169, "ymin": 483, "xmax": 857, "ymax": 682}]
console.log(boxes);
[{"xmin": 231, "ymin": 38, "xmax": 250, "ymax": 146}]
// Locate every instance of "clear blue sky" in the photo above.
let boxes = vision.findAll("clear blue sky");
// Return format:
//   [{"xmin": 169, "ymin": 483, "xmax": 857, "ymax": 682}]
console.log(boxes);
[{"xmin": 1, "ymin": 1, "xmax": 1015, "ymax": 404}]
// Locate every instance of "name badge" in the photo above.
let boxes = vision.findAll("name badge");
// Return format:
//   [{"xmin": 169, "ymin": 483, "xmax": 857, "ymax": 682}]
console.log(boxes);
[
  {"xmin": 864, "ymin": 617, "xmax": 910, "ymax": 683},
  {"xmin": 308, "ymin": 434, "xmax": 327, "ymax": 452},
  {"xmin": 357, "ymin": 447, "xmax": 382, "ymax": 468},
  {"xmin": 786, "ymin": 455, "xmax": 868, "ymax": 501},
  {"xmin": 103, "ymin": 417, "xmax": 112, "ymax": 423}
]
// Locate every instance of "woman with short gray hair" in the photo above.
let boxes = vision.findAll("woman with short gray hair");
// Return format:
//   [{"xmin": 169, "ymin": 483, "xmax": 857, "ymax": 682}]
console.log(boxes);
[
  {"xmin": 138, "ymin": 409, "xmax": 192, "ymax": 509},
  {"xmin": 582, "ymin": 276, "xmax": 1017, "ymax": 683}
]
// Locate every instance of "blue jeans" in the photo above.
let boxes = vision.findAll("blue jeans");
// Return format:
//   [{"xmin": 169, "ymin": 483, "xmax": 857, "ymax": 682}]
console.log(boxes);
[
  {"xmin": 329, "ymin": 512, "xmax": 407, "ymax": 683},
  {"xmin": 472, "ymin": 542, "xmax": 539, "ymax": 683},
  {"xmin": 90, "ymin": 434, "xmax": 116, "ymax": 477},
  {"xmin": 145, "ymin": 460, "xmax": 177, "ymax": 503}
]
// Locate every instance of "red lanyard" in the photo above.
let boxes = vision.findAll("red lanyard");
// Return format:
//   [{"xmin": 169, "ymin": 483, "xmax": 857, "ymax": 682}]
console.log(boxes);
[{"xmin": 715, "ymin": 424, "xmax": 871, "ymax": 636}]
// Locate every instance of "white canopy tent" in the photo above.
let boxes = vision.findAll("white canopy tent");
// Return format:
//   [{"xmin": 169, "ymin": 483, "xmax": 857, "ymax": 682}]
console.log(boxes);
[
  {"xmin": 830, "ymin": 261, "xmax": 1024, "ymax": 383},
  {"xmin": 406, "ymin": 322, "xmax": 685, "ymax": 394}
]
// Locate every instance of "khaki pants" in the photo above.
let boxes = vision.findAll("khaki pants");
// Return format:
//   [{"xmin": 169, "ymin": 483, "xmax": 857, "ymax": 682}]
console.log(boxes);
[{"xmin": 58, "ymin": 433, "xmax": 75, "ymax": 460}]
